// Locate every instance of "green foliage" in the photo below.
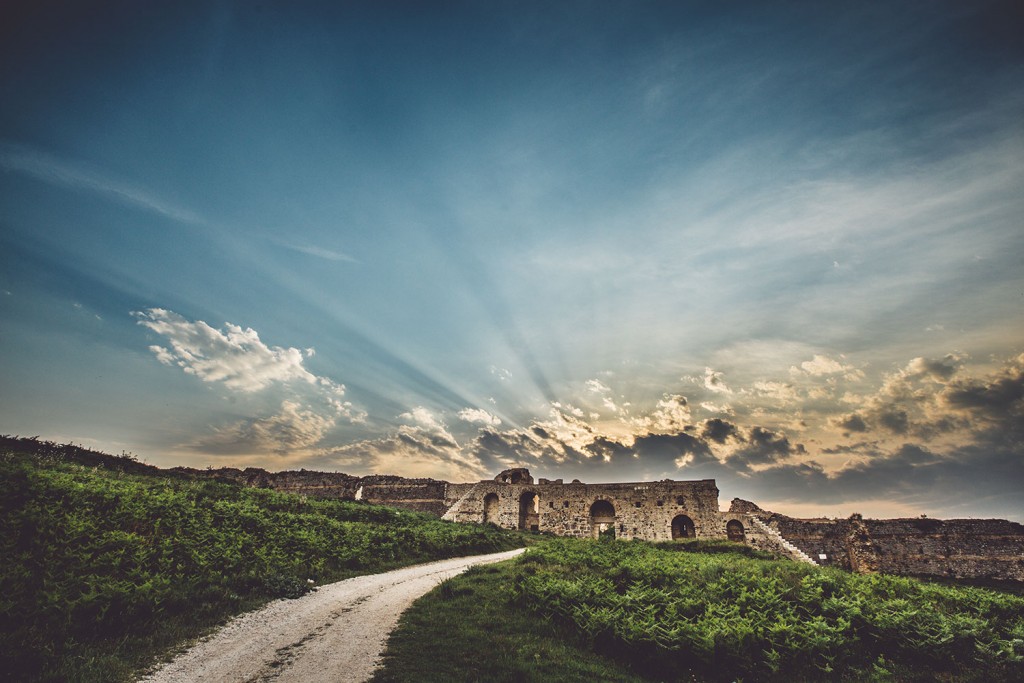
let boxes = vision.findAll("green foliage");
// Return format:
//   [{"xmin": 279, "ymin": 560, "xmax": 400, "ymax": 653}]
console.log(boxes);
[
  {"xmin": 509, "ymin": 539, "xmax": 1024, "ymax": 682},
  {"xmin": 372, "ymin": 562, "xmax": 649, "ymax": 683},
  {"xmin": 0, "ymin": 449, "xmax": 524, "ymax": 682}
]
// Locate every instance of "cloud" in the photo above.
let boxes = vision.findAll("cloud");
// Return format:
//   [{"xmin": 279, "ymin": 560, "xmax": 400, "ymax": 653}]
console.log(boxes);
[
  {"xmin": 137, "ymin": 308, "xmax": 365, "ymax": 424},
  {"xmin": 458, "ymin": 407, "xmax": 502, "ymax": 427},
  {"xmin": 283, "ymin": 243, "xmax": 356, "ymax": 262},
  {"xmin": 399, "ymin": 406, "xmax": 449, "ymax": 432},
  {"xmin": 701, "ymin": 417, "xmax": 740, "ymax": 444},
  {"xmin": 824, "ymin": 353, "xmax": 1020, "ymax": 443},
  {"xmin": 791, "ymin": 354, "xmax": 863, "ymax": 382},
  {"xmin": 136, "ymin": 308, "xmax": 317, "ymax": 392},
  {"xmin": 0, "ymin": 143, "xmax": 207, "ymax": 226},
  {"xmin": 749, "ymin": 380, "xmax": 799, "ymax": 403},
  {"xmin": 630, "ymin": 394, "xmax": 692, "ymax": 433},
  {"xmin": 905, "ymin": 354, "xmax": 964, "ymax": 382},
  {"xmin": 324, "ymin": 422, "xmax": 487, "ymax": 482},
  {"xmin": 490, "ymin": 365, "xmax": 512, "ymax": 381},
  {"xmin": 192, "ymin": 400, "xmax": 335, "ymax": 455},
  {"xmin": 702, "ymin": 367, "xmax": 732, "ymax": 394},
  {"xmin": 941, "ymin": 353, "xmax": 1024, "ymax": 418}
]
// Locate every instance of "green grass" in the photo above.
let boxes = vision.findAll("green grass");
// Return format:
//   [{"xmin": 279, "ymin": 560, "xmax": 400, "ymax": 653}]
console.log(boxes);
[
  {"xmin": 374, "ymin": 538, "xmax": 1024, "ymax": 683},
  {"xmin": 0, "ymin": 443, "xmax": 526, "ymax": 682},
  {"xmin": 515, "ymin": 539, "xmax": 1024, "ymax": 682},
  {"xmin": 371, "ymin": 562, "xmax": 653, "ymax": 683}
]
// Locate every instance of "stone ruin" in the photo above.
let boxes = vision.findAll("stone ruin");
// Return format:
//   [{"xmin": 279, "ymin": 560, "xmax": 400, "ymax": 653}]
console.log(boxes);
[{"xmin": 196, "ymin": 465, "xmax": 1024, "ymax": 582}]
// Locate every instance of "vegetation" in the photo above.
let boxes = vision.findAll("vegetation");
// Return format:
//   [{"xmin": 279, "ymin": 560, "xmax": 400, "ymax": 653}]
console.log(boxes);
[
  {"xmin": 508, "ymin": 538, "xmax": 1024, "ymax": 682},
  {"xmin": 371, "ymin": 562, "xmax": 650, "ymax": 683},
  {"xmin": 0, "ymin": 438, "xmax": 525, "ymax": 682}
]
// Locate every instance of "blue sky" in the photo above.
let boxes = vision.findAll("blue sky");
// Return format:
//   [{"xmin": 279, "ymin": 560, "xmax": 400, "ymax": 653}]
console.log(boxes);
[{"xmin": 2, "ymin": 1, "xmax": 1022, "ymax": 520}]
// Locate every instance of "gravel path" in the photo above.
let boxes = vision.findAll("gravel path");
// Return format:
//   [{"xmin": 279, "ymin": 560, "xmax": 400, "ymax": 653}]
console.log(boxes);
[{"xmin": 138, "ymin": 548, "xmax": 526, "ymax": 683}]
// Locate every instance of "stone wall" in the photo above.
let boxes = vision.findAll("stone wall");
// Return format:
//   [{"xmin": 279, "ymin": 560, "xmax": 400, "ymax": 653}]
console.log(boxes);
[
  {"xmin": 732, "ymin": 499, "xmax": 1024, "ymax": 581},
  {"xmin": 357, "ymin": 475, "xmax": 450, "ymax": 516},
  {"xmin": 183, "ymin": 467, "xmax": 362, "ymax": 499},
  {"xmin": 443, "ymin": 470, "xmax": 733, "ymax": 542},
  {"xmin": 186, "ymin": 463, "xmax": 1024, "ymax": 581}
]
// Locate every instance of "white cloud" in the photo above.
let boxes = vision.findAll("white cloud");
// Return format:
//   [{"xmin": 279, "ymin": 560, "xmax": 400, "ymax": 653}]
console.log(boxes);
[
  {"xmin": 703, "ymin": 367, "xmax": 732, "ymax": 394},
  {"xmin": 400, "ymin": 406, "xmax": 446, "ymax": 431},
  {"xmin": 749, "ymin": 380, "xmax": 799, "ymax": 403},
  {"xmin": 700, "ymin": 401, "xmax": 733, "ymax": 414},
  {"xmin": 490, "ymin": 365, "xmax": 512, "ymax": 381},
  {"xmin": 626, "ymin": 394, "xmax": 693, "ymax": 434},
  {"xmin": 137, "ymin": 308, "xmax": 365, "ymax": 423},
  {"xmin": 458, "ymin": 407, "xmax": 502, "ymax": 427},
  {"xmin": 136, "ymin": 308, "xmax": 317, "ymax": 392},
  {"xmin": 586, "ymin": 379, "xmax": 611, "ymax": 394},
  {"xmin": 795, "ymin": 354, "xmax": 846, "ymax": 376}
]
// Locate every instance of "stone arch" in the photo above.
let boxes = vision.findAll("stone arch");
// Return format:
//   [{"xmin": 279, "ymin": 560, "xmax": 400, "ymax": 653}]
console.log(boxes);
[
  {"xmin": 727, "ymin": 519, "xmax": 745, "ymax": 542},
  {"xmin": 519, "ymin": 491, "xmax": 540, "ymax": 531},
  {"xmin": 483, "ymin": 492, "xmax": 499, "ymax": 524},
  {"xmin": 671, "ymin": 514, "xmax": 695, "ymax": 539},
  {"xmin": 590, "ymin": 499, "xmax": 616, "ymax": 539}
]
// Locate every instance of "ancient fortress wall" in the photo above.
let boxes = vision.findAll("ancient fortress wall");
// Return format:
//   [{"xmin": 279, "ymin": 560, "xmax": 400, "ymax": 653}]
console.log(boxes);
[
  {"xmin": 190, "ymin": 463, "xmax": 1024, "ymax": 581},
  {"xmin": 442, "ymin": 472, "xmax": 731, "ymax": 541},
  {"xmin": 736, "ymin": 500, "xmax": 1024, "ymax": 581}
]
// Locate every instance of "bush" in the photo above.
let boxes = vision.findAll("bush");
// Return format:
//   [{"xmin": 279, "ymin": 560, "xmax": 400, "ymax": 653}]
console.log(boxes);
[{"xmin": 510, "ymin": 538, "xmax": 1024, "ymax": 682}]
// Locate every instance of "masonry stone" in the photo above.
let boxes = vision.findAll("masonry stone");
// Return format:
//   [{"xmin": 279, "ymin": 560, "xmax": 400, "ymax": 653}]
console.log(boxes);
[{"xmin": 188, "ymin": 465, "xmax": 1024, "ymax": 582}]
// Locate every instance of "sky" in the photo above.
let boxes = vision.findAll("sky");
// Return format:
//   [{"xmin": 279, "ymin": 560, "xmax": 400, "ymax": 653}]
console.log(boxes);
[{"xmin": 2, "ymin": 1, "xmax": 1023, "ymax": 521}]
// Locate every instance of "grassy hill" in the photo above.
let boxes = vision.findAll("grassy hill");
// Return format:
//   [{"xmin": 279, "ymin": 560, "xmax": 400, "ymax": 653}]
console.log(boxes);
[
  {"xmin": 0, "ymin": 437, "xmax": 525, "ymax": 682},
  {"xmin": 375, "ymin": 538, "xmax": 1024, "ymax": 682}
]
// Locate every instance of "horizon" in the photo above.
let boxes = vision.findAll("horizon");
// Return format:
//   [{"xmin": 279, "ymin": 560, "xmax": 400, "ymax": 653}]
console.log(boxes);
[{"xmin": 2, "ymin": 2, "xmax": 1022, "ymax": 523}]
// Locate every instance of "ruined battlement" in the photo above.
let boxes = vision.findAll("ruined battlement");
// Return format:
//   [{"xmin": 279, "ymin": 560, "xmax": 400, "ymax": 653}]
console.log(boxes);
[
  {"xmin": 732, "ymin": 500, "xmax": 1024, "ymax": 581},
  {"xmin": 443, "ymin": 470, "xmax": 729, "ymax": 541},
  {"xmin": 187, "ymin": 465, "xmax": 1024, "ymax": 581}
]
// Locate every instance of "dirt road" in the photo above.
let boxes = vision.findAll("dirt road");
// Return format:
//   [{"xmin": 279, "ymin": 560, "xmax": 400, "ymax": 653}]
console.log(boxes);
[{"xmin": 138, "ymin": 548, "xmax": 526, "ymax": 683}]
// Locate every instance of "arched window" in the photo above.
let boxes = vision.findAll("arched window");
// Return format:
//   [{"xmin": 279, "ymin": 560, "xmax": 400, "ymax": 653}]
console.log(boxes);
[
  {"xmin": 589, "ymin": 500, "xmax": 616, "ymax": 539},
  {"xmin": 727, "ymin": 519, "xmax": 745, "ymax": 542},
  {"xmin": 671, "ymin": 514, "xmax": 695, "ymax": 539},
  {"xmin": 483, "ymin": 492, "xmax": 499, "ymax": 524},
  {"xmin": 519, "ymin": 491, "xmax": 540, "ymax": 531}
]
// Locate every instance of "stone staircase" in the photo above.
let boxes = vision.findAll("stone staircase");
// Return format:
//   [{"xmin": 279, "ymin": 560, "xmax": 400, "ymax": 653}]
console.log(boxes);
[
  {"xmin": 749, "ymin": 516, "xmax": 818, "ymax": 566},
  {"xmin": 441, "ymin": 483, "xmax": 482, "ymax": 522}
]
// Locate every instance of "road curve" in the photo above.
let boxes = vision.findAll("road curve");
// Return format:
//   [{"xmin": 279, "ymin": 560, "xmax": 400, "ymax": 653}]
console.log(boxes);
[{"xmin": 138, "ymin": 548, "xmax": 526, "ymax": 683}]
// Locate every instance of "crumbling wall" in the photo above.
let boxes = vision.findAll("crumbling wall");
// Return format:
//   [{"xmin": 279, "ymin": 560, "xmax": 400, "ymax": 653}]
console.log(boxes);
[
  {"xmin": 444, "ymin": 473, "xmax": 724, "ymax": 541},
  {"xmin": 187, "ymin": 467, "xmax": 362, "ymax": 498},
  {"xmin": 358, "ymin": 475, "xmax": 450, "ymax": 516},
  {"xmin": 734, "ymin": 500, "xmax": 1024, "ymax": 581}
]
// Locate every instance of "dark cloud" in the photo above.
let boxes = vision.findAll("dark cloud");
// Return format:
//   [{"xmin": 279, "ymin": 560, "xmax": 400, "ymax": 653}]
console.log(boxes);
[
  {"xmin": 190, "ymin": 400, "xmax": 334, "ymax": 455},
  {"xmin": 877, "ymin": 408, "xmax": 910, "ymax": 435},
  {"xmin": 943, "ymin": 362, "xmax": 1024, "ymax": 416},
  {"xmin": 701, "ymin": 417, "xmax": 740, "ymax": 444},
  {"xmin": 730, "ymin": 426, "xmax": 805, "ymax": 468},
  {"xmin": 631, "ymin": 432, "xmax": 714, "ymax": 466},
  {"xmin": 835, "ymin": 413, "xmax": 869, "ymax": 433}
]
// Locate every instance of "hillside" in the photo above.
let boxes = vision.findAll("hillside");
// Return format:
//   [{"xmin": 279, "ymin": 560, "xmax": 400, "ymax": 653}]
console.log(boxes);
[
  {"xmin": 375, "ymin": 538, "xmax": 1024, "ymax": 682},
  {"xmin": 0, "ymin": 437, "xmax": 525, "ymax": 682}
]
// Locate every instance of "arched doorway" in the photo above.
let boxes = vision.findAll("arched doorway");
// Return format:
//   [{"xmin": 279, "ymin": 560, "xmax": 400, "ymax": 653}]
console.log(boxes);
[
  {"xmin": 727, "ymin": 519, "xmax": 745, "ymax": 542},
  {"xmin": 519, "ymin": 491, "xmax": 540, "ymax": 531},
  {"xmin": 483, "ymin": 492, "xmax": 499, "ymax": 524},
  {"xmin": 590, "ymin": 500, "xmax": 616, "ymax": 539},
  {"xmin": 671, "ymin": 514, "xmax": 695, "ymax": 539}
]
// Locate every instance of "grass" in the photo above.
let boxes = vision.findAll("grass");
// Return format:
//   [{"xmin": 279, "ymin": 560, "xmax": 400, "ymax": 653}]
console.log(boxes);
[
  {"xmin": 373, "ymin": 538, "xmax": 1024, "ymax": 683},
  {"xmin": 0, "ymin": 439, "xmax": 527, "ymax": 682},
  {"xmin": 370, "ymin": 561, "xmax": 652, "ymax": 683}
]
